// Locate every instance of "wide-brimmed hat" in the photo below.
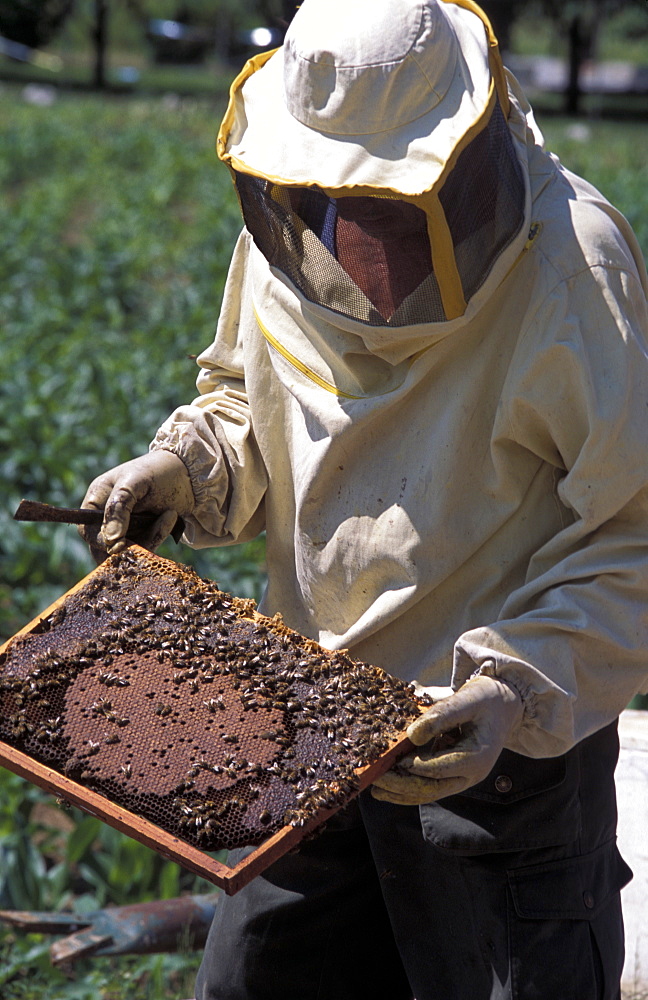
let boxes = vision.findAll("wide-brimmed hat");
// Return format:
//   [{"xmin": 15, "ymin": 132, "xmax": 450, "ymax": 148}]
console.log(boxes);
[{"xmin": 217, "ymin": 0, "xmax": 509, "ymax": 198}]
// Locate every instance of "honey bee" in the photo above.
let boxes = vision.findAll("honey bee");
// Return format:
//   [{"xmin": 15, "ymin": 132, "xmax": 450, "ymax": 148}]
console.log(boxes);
[
  {"xmin": 91, "ymin": 697, "xmax": 113, "ymax": 717},
  {"xmin": 99, "ymin": 672, "xmax": 129, "ymax": 687}
]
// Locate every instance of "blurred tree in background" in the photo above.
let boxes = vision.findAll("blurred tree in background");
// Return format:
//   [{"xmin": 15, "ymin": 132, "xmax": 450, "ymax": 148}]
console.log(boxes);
[
  {"xmin": 481, "ymin": 0, "xmax": 647, "ymax": 113},
  {"xmin": 0, "ymin": 0, "xmax": 75, "ymax": 48},
  {"xmin": 0, "ymin": 0, "xmax": 298, "ymax": 88},
  {"xmin": 1, "ymin": 1, "xmax": 646, "ymax": 106},
  {"xmin": 538, "ymin": 0, "xmax": 647, "ymax": 113}
]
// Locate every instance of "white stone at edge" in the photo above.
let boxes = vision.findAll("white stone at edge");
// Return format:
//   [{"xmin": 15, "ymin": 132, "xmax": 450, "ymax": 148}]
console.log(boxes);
[{"xmin": 617, "ymin": 710, "xmax": 648, "ymax": 993}]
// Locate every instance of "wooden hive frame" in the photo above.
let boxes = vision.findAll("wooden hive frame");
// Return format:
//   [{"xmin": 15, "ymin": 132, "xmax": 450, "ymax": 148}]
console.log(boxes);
[{"xmin": 0, "ymin": 547, "xmax": 418, "ymax": 896}]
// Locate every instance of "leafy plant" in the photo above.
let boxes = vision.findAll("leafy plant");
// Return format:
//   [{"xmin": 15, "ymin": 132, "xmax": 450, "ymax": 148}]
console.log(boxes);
[{"xmin": 0, "ymin": 934, "xmax": 202, "ymax": 1000}]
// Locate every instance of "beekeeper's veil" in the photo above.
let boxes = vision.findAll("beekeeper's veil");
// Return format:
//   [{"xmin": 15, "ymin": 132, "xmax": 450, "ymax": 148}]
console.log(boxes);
[{"xmin": 217, "ymin": 0, "xmax": 527, "ymax": 327}]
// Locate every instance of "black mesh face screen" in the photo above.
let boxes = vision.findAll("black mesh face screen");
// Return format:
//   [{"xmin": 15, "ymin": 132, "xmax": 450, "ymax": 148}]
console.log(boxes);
[
  {"xmin": 439, "ymin": 99, "xmax": 526, "ymax": 303},
  {"xmin": 235, "ymin": 98, "xmax": 525, "ymax": 327},
  {"xmin": 235, "ymin": 174, "xmax": 444, "ymax": 325}
]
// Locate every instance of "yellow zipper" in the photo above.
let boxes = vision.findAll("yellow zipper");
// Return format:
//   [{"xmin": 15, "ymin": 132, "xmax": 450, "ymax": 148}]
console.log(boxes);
[
  {"xmin": 254, "ymin": 306, "xmax": 365, "ymax": 399},
  {"xmin": 524, "ymin": 220, "xmax": 542, "ymax": 251}
]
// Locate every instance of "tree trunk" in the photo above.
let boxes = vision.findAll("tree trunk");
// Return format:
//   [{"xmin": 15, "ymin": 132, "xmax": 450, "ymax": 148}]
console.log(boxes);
[
  {"xmin": 565, "ymin": 13, "xmax": 584, "ymax": 116},
  {"xmin": 479, "ymin": 0, "xmax": 518, "ymax": 53},
  {"xmin": 92, "ymin": 0, "xmax": 108, "ymax": 89}
]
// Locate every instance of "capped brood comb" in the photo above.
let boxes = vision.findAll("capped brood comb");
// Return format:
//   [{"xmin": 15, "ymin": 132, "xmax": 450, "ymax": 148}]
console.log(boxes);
[{"xmin": 0, "ymin": 547, "xmax": 427, "ymax": 893}]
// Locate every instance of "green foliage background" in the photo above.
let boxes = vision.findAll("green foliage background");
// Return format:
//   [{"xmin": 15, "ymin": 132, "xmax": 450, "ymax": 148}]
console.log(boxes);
[
  {"xmin": 0, "ymin": 90, "xmax": 259, "ymax": 999},
  {"xmin": 0, "ymin": 93, "xmax": 266, "ymax": 646},
  {"xmin": 0, "ymin": 85, "xmax": 646, "ymax": 999}
]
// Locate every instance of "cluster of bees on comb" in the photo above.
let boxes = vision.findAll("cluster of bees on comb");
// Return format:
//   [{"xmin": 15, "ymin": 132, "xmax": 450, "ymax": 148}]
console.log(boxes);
[{"xmin": 0, "ymin": 548, "xmax": 428, "ymax": 852}]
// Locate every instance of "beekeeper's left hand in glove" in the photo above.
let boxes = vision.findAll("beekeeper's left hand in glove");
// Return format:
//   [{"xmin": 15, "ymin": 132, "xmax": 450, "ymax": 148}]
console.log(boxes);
[{"xmin": 372, "ymin": 673, "xmax": 524, "ymax": 805}]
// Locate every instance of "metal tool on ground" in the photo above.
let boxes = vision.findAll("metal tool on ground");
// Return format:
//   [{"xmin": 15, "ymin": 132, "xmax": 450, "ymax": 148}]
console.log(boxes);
[{"xmin": 0, "ymin": 894, "xmax": 219, "ymax": 966}]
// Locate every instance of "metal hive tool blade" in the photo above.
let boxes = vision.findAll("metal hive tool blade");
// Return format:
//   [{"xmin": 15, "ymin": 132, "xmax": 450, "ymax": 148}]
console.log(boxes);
[{"xmin": 0, "ymin": 546, "xmax": 424, "ymax": 894}]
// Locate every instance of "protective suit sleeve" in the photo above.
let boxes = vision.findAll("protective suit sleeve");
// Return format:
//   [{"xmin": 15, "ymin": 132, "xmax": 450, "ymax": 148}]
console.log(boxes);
[
  {"xmin": 454, "ymin": 260, "xmax": 648, "ymax": 758},
  {"xmin": 151, "ymin": 230, "xmax": 268, "ymax": 547}
]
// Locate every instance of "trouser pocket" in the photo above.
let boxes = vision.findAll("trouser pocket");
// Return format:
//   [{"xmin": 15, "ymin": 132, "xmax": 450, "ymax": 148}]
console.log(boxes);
[
  {"xmin": 420, "ymin": 747, "xmax": 580, "ymax": 853},
  {"xmin": 419, "ymin": 722, "xmax": 620, "ymax": 854},
  {"xmin": 507, "ymin": 841, "xmax": 632, "ymax": 1000}
]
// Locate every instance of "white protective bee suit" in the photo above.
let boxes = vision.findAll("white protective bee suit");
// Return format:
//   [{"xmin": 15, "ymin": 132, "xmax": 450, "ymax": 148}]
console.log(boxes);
[
  {"xmin": 152, "ymin": 3, "xmax": 648, "ymax": 759},
  {"xmin": 143, "ymin": 0, "xmax": 648, "ymax": 996}
]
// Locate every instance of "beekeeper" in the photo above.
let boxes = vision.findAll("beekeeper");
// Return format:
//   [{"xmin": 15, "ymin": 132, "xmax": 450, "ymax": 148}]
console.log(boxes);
[{"xmin": 79, "ymin": 0, "xmax": 648, "ymax": 997}]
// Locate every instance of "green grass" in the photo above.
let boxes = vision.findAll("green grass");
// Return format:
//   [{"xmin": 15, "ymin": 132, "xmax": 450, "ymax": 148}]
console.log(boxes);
[
  {"xmin": 0, "ymin": 91, "xmax": 646, "ymax": 999},
  {"xmin": 540, "ymin": 117, "xmax": 648, "ymax": 252}
]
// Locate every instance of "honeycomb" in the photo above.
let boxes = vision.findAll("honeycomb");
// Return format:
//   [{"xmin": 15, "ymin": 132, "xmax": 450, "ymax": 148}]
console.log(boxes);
[{"xmin": 0, "ymin": 548, "xmax": 427, "ymax": 853}]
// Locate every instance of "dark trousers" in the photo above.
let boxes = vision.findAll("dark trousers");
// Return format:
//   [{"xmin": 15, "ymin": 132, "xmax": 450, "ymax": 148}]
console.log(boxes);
[{"xmin": 195, "ymin": 722, "xmax": 631, "ymax": 1000}]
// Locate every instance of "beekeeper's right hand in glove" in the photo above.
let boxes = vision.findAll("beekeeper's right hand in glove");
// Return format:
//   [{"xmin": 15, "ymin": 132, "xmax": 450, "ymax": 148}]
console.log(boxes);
[
  {"xmin": 78, "ymin": 451, "xmax": 195, "ymax": 563},
  {"xmin": 372, "ymin": 672, "xmax": 524, "ymax": 805}
]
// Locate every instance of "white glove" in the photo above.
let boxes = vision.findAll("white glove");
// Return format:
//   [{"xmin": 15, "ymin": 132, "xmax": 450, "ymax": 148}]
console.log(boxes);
[
  {"xmin": 372, "ymin": 673, "xmax": 524, "ymax": 805},
  {"xmin": 79, "ymin": 451, "xmax": 195, "ymax": 563}
]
